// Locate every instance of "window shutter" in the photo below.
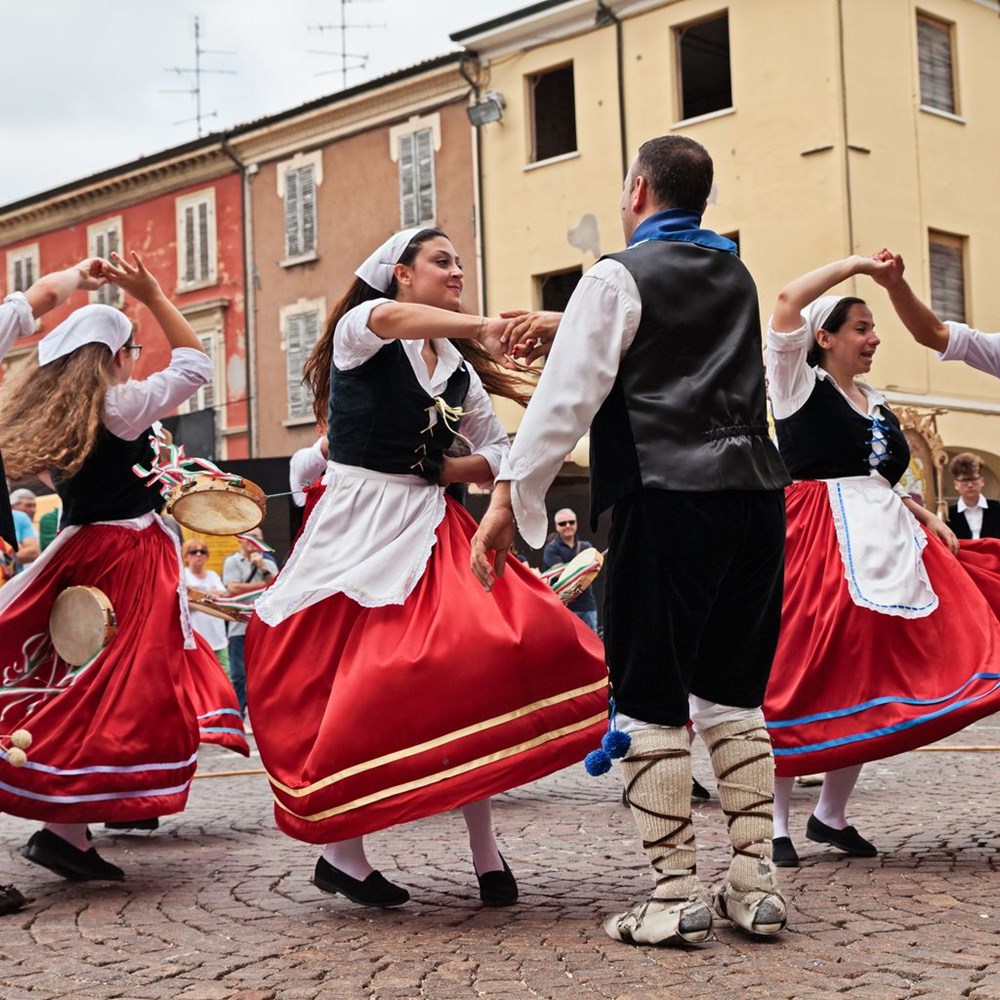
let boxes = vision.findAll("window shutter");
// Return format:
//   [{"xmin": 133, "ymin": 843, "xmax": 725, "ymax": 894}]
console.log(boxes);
[
  {"xmin": 26, "ymin": 256, "xmax": 35, "ymax": 289},
  {"xmin": 184, "ymin": 205, "xmax": 196, "ymax": 283},
  {"xmin": 399, "ymin": 134, "xmax": 416, "ymax": 228},
  {"xmin": 198, "ymin": 200, "xmax": 210, "ymax": 280},
  {"xmin": 929, "ymin": 239, "xmax": 965, "ymax": 323},
  {"xmin": 286, "ymin": 310, "xmax": 320, "ymax": 419},
  {"xmin": 96, "ymin": 227, "xmax": 121, "ymax": 306},
  {"xmin": 918, "ymin": 16, "xmax": 955, "ymax": 114},
  {"xmin": 285, "ymin": 169, "xmax": 302, "ymax": 258},
  {"xmin": 300, "ymin": 168, "xmax": 316, "ymax": 255},
  {"xmin": 199, "ymin": 333, "xmax": 217, "ymax": 411},
  {"xmin": 13, "ymin": 258, "xmax": 24, "ymax": 292},
  {"xmin": 416, "ymin": 129, "xmax": 435, "ymax": 225}
]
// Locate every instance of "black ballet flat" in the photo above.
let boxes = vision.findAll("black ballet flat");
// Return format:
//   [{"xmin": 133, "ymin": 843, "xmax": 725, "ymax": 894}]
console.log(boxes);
[
  {"xmin": 805, "ymin": 815, "xmax": 878, "ymax": 857},
  {"xmin": 22, "ymin": 829, "xmax": 125, "ymax": 882},
  {"xmin": 772, "ymin": 836, "xmax": 800, "ymax": 868},
  {"xmin": 105, "ymin": 818, "xmax": 160, "ymax": 832},
  {"xmin": 476, "ymin": 857, "xmax": 518, "ymax": 907},
  {"xmin": 0, "ymin": 884, "xmax": 33, "ymax": 915},
  {"xmin": 313, "ymin": 857, "xmax": 409, "ymax": 907}
]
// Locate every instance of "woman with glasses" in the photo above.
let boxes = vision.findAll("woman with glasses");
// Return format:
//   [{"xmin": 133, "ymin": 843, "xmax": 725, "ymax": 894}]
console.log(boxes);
[
  {"xmin": 246, "ymin": 228, "xmax": 608, "ymax": 909},
  {"xmin": 0, "ymin": 251, "xmax": 247, "ymax": 886},
  {"xmin": 762, "ymin": 254, "xmax": 1000, "ymax": 867}
]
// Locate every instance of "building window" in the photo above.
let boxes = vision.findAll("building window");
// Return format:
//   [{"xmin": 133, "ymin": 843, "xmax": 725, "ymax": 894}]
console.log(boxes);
[
  {"xmin": 284, "ymin": 165, "xmax": 317, "ymax": 261},
  {"xmin": 929, "ymin": 231, "xmax": 965, "ymax": 323},
  {"xmin": 87, "ymin": 217, "xmax": 123, "ymax": 308},
  {"xmin": 176, "ymin": 189, "xmax": 217, "ymax": 290},
  {"xmin": 398, "ymin": 128, "xmax": 436, "ymax": 228},
  {"xmin": 675, "ymin": 12, "xmax": 732, "ymax": 121},
  {"xmin": 536, "ymin": 267, "xmax": 583, "ymax": 313},
  {"xmin": 6, "ymin": 244, "xmax": 39, "ymax": 294},
  {"xmin": 917, "ymin": 14, "xmax": 957, "ymax": 115},
  {"xmin": 530, "ymin": 65, "xmax": 577, "ymax": 162},
  {"xmin": 282, "ymin": 301, "xmax": 324, "ymax": 421}
]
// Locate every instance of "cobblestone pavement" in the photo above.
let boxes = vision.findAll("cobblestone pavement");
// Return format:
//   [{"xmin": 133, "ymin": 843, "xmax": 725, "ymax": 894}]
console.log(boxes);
[{"xmin": 0, "ymin": 718, "xmax": 998, "ymax": 1000}]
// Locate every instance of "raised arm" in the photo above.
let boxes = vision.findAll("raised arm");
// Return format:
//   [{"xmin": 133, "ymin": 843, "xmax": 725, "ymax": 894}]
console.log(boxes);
[
  {"xmin": 869, "ymin": 250, "xmax": 950, "ymax": 353},
  {"xmin": 24, "ymin": 258, "xmax": 107, "ymax": 318},
  {"xmin": 366, "ymin": 302, "xmax": 508, "ymax": 360},
  {"xmin": 100, "ymin": 251, "xmax": 202, "ymax": 353},
  {"xmin": 772, "ymin": 255, "xmax": 892, "ymax": 332}
]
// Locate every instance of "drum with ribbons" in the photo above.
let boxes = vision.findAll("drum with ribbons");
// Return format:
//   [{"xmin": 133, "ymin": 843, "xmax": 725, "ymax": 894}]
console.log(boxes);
[
  {"xmin": 186, "ymin": 586, "xmax": 254, "ymax": 625},
  {"xmin": 543, "ymin": 548, "xmax": 605, "ymax": 605},
  {"xmin": 166, "ymin": 475, "xmax": 266, "ymax": 536},
  {"xmin": 49, "ymin": 585, "xmax": 118, "ymax": 666}
]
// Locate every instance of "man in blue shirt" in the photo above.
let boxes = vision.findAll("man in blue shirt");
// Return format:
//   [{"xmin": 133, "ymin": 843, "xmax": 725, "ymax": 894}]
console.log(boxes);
[
  {"xmin": 542, "ymin": 508, "xmax": 598, "ymax": 632},
  {"xmin": 9, "ymin": 489, "xmax": 39, "ymax": 571}
]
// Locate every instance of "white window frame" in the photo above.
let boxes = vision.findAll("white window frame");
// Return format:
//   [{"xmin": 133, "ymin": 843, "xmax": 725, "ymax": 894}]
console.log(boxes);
[
  {"xmin": 6, "ymin": 243, "xmax": 39, "ymax": 295},
  {"xmin": 277, "ymin": 151, "xmax": 323, "ymax": 267},
  {"xmin": 177, "ymin": 330, "xmax": 223, "ymax": 417},
  {"xmin": 87, "ymin": 217, "xmax": 124, "ymax": 308},
  {"xmin": 673, "ymin": 11, "xmax": 734, "ymax": 125},
  {"xmin": 390, "ymin": 113, "xmax": 441, "ymax": 230},
  {"xmin": 175, "ymin": 188, "xmax": 218, "ymax": 291},
  {"xmin": 280, "ymin": 297, "xmax": 326, "ymax": 424}
]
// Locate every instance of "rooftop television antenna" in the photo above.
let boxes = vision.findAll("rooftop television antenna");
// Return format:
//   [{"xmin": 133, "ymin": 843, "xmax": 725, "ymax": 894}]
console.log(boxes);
[
  {"xmin": 308, "ymin": 0, "xmax": 385, "ymax": 91},
  {"xmin": 162, "ymin": 15, "xmax": 237, "ymax": 136}
]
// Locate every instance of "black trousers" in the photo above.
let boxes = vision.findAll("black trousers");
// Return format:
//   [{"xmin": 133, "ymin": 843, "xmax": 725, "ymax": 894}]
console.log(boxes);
[{"xmin": 603, "ymin": 488, "xmax": 786, "ymax": 727}]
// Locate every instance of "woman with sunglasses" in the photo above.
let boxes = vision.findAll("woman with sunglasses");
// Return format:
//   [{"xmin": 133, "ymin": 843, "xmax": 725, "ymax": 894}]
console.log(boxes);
[
  {"xmin": 246, "ymin": 228, "xmax": 608, "ymax": 909},
  {"xmin": 0, "ymin": 251, "xmax": 247, "ymax": 886},
  {"xmin": 182, "ymin": 538, "xmax": 229, "ymax": 670}
]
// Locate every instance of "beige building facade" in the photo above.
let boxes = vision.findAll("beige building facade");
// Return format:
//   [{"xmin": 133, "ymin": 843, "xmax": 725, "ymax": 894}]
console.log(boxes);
[{"xmin": 454, "ymin": 0, "xmax": 1000, "ymax": 504}]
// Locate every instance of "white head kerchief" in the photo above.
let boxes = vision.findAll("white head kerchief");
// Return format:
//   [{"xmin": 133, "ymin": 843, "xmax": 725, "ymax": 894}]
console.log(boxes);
[
  {"xmin": 801, "ymin": 295, "xmax": 844, "ymax": 339},
  {"xmin": 38, "ymin": 304, "xmax": 132, "ymax": 366},
  {"xmin": 354, "ymin": 228, "xmax": 424, "ymax": 292}
]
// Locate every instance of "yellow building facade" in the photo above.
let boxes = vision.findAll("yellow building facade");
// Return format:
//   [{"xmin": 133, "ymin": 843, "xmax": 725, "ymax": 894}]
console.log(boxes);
[{"xmin": 454, "ymin": 0, "xmax": 1000, "ymax": 499}]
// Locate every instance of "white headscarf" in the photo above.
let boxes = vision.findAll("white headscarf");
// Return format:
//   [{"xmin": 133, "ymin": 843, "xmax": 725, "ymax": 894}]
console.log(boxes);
[
  {"xmin": 38, "ymin": 304, "xmax": 132, "ymax": 366},
  {"xmin": 801, "ymin": 295, "xmax": 845, "ymax": 339},
  {"xmin": 354, "ymin": 228, "xmax": 424, "ymax": 293}
]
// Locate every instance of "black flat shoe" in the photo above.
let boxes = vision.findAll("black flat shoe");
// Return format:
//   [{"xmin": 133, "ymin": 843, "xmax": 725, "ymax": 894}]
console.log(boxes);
[
  {"xmin": 805, "ymin": 815, "xmax": 878, "ymax": 857},
  {"xmin": 0, "ymin": 884, "xmax": 33, "ymax": 915},
  {"xmin": 22, "ymin": 829, "xmax": 125, "ymax": 882},
  {"xmin": 772, "ymin": 836, "xmax": 799, "ymax": 867},
  {"xmin": 691, "ymin": 777, "xmax": 711, "ymax": 801},
  {"xmin": 313, "ymin": 857, "xmax": 409, "ymax": 907},
  {"xmin": 476, "ymin": 857, "xmax": 518, "ymax": 907},
  {"xmin": 105, "ymin": 818, "xmax": 160, "ymax": 832}
]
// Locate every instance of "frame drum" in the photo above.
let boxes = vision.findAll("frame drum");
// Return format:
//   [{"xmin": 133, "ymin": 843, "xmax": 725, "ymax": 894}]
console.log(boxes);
[
  {"xmin": 166, "ymin": 474, "xmax": 266, "ymax": 536},
  {"xmin": 553, "ymin": 548, "xmax": 604, "ymax": 604},
  {"xmin": 49, "ymin": 586, "xmax": 118, "ymax": 667},
  {"xmin": 186, "ymin": 587, "xmax": 251, "ymax": 625}
]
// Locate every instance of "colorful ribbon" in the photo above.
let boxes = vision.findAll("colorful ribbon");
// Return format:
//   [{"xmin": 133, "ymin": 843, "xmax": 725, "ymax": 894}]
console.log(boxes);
[{"xmin": 133, "ymin": 428, "xmax": 243, "ymax": 500}]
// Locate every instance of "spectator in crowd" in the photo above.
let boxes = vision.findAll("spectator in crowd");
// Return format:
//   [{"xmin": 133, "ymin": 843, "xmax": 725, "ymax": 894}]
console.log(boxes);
[
  {"xmin": 542, "ymin": 508, "xmax": 598, "ymax": 632},
  {"xmin": 8, "ymin": 489, "xmax": 39, "ymax": 570},
  {"xmin": 182, "ymin": 538, "xmax": 230, "ymax": 670},
  {"xmin": 948, "ymin": 453, "xmax": 1000, "ymax": 540}
]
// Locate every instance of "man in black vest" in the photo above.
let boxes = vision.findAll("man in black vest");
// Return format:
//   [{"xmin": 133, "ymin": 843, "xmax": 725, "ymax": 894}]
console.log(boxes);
[
  {"xmin": 948, "ymin": 453, "xmax": 1000, "ymax": 539},
  {"xmin": 472, "ymin": 135, "xmax": 790, "ymax": 946}
]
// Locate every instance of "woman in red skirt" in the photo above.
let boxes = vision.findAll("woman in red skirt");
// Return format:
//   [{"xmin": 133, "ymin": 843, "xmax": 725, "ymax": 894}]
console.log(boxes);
[
  {"xmin": 0, "ymin": 251, "xmax": 247, "ymax": 884},
  {"xmin": 764, "ymin": 254, "xmax": 1000, "ymax": 866},
  {"xmin": 246, "ymin": 229, "xmax": 608, "ymax": 907}
]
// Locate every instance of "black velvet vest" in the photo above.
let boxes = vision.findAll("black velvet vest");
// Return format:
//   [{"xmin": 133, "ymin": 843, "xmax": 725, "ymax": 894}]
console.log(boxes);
[
  {"xmin": 589, "ymin": 240, "xmax": 789, "ymax": 526},
  {"xmin": 57, "ymin": 426, "xmax": 164, "ymax": 526},
  {"xmin": 774, "ymin": 376, "xmax": 909, "ymax": 486},
  {"xmin": 0, "ymin": 452, "xmax": 15, "ymax": 549},
  {"xmin": 328, "ymin": 341, "xmax": 471, "ymax": 484}
]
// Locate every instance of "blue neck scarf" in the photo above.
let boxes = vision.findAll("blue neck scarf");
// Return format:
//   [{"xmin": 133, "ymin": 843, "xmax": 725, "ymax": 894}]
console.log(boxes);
[{"xmin": 627, "ymin": 208, "xmax": 737, "ymax": 255}]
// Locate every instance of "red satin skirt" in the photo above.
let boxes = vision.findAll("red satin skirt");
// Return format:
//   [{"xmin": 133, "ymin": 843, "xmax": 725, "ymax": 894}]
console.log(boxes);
[
  {"xmin": 245, "ymin": 498, "xmax": 609, "ymax": 844},
  {"xmin": 765, "ymin": 481, "xmax": 1000, "ymax": 776},
  {"xmin": 0, "ymin": 520, "xmax": 247, "ymax": 823}
]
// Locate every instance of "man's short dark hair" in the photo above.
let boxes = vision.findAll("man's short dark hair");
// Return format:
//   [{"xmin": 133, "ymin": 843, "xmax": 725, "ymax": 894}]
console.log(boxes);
[
  {"xmin": 951, "ymin": 452, "xmax": 983, "ymax": 479},
  {"xmin": 634, "ymin": 136, "xmax": 713, "ymax": 212}
]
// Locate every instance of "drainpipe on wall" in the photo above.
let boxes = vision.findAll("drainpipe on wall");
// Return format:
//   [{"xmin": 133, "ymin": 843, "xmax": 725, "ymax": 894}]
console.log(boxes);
[
  {"xmin": 596, "ymin": 1, "xmax": 628, "ymax": 179},
  {"xmin": 221, "ymin": 136, "xmax": 258, "ymax": 458},
  {"xmin": 836, "ymin": 0, "xmax": 856, "ymax": 287},
  {"xmin": 459, "ymin": 52, "xmax": 488, "ymax": 314}
]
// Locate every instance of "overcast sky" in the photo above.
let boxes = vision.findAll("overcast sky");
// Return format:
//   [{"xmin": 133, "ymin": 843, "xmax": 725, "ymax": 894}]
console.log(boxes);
[{"xmin": 1, "ymin": 0, "xmax": 522, "ymax": 206}]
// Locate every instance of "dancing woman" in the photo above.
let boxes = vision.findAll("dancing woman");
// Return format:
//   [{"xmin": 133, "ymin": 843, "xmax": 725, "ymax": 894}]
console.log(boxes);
[
  {"xmin": 763, "ymin": 254, "xmax": 1000, "ymax": 865},
  {"xmin": 0, "ymin": 252, "xmax": 247, "ymax": 883},
  {"xmin": 245, "ymin": 228, "xmax": 608, "ymax": 907}
]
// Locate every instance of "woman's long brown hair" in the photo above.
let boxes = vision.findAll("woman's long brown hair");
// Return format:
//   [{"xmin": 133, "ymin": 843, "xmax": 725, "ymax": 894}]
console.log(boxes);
[
  {"xmin": 303, "ymin": 228, "xmax": 535, "ymax": 423},
  {"xmin": 0, "ymin": 344, "xmax": 119, "ymax": 479}
]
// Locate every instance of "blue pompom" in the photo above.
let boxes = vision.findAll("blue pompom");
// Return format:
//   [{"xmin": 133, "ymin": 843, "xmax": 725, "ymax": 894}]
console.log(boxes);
[
  {"xmin": 584, "ymin": 748, "xmax": 612, "ymax": 776},
  {"xmin": 602, "ymin": 729, "xmax": 632, "ymax": 759}
]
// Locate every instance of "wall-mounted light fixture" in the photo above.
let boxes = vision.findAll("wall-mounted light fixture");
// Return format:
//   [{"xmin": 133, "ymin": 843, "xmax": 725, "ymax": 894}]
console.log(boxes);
[{"xmin": 467, "ymin": 91, "xmax": 505, "ymax": 127}]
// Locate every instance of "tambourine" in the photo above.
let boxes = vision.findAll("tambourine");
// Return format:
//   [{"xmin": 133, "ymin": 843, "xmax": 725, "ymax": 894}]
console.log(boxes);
[
  {"xmin": 165, "ymin": 474, "xmax": 266, "ymax": 536},
  {"xmin": 186, "ymin": 586, "xmax": 252, "ymax": 625},
  {"xmin": 551, "ymin": 548, "xmax": 604, "ymax": 605},
  {"xmin": 49, "ymin": 585, "xmax": 118, "ymax": 667}
]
